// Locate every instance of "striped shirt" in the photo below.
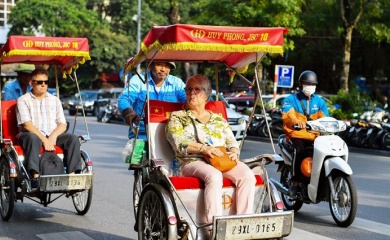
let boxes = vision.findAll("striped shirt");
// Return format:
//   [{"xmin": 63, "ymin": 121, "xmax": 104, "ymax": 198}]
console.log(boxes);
[{"xmin": 17, "ymin": 92, "xmax": 66, "ymax": 136}]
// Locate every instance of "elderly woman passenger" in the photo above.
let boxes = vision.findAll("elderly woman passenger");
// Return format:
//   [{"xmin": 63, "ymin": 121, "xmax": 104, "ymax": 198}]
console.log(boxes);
[{"xmin": 165, "ymin": 74, "xmax": 256, "ymax": 224}]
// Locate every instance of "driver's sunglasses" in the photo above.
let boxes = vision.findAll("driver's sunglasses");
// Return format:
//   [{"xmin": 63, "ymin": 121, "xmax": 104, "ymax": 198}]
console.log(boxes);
[
  {"xmin": 185, "ymin": 87, "xmax": 205, "ymax": 94},
  {"xmin": 32, "ymin": 80, "xmax": 49, "ymax": 85}
]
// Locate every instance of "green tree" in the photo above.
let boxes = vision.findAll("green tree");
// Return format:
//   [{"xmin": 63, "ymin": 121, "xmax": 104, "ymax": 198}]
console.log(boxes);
[
  {"xmin": 192, "ymin": 0, "xmax": 305, "ymax": 50},
  {"xmin": 8, "ymin": 0, "xmax": 101, "ymax": 37},
  {"xmin": 182, "ymin": 0, "xmax": 306, "ymax": 87},
  {"xmin": 337, "ymin": 0, "xmax": 390, "ymax": 92},
  {"xmin": 82, "ymin": 29, "xmax": 136, "ymax": 89},
  {"xmin": 285, "ymin": 0, "xmax": 389, "ymax": 98}
]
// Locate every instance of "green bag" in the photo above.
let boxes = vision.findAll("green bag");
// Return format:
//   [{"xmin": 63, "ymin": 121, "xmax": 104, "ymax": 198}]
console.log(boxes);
[{"xmin": 122, "ymin": 139, "xmax": 146, "ymax": 165}]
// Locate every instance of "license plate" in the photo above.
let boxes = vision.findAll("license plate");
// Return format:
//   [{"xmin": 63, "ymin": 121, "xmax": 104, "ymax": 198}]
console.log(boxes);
[
  {"xmin": 40, "ymin": 174, "xmax": 92, "ymax": 192},
  {"xmin": 213, "ymin": 213, "xmax": 293, "ymax": 240},
  {"xmin": 226, "ymin": 216, "xmax": 283, "ymax": 239}
]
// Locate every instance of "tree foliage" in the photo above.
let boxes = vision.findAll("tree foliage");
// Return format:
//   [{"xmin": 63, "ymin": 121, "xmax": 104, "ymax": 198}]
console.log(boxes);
[{"xmin": 8, "ymin": 0, "xmax": 101, "ymax": 37}]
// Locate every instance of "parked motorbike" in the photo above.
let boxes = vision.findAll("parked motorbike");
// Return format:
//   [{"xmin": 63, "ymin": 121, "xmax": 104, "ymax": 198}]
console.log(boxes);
[
  {"xmin": 97, "ymin": 103, "xmax": 122, "ymax": 123},
  {"xmin": 380, "ymin": 121, "xmax": 390, "ymax": 150},
  {"xmin": 247, "ymin": 112, "xmax": 272, "ymax": 137},
  {"xmin": 360, "ymin": 104, "xmax": 389, "ymax": 123},
  {"xmin": 271, "ymin": 117, "xmax": 358, "ymax": 227},
  {"xmin": 268, "ymin": 108, "xmax": 284, "ymax": 139}
]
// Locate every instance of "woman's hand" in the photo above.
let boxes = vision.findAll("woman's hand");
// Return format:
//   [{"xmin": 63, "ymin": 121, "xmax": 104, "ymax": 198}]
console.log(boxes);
[
  {"xmin": 227, "ymin": 151, "xmax": 240, "ymax": 162},
  {"xmin": 201, "ymin": 145, "xmax": 224, "ymax": 159}
]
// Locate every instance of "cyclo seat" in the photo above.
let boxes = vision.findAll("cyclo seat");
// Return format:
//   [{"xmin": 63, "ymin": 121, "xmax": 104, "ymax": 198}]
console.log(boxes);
[{"xmin": 1, "ymin": 100, "xmax": 64, "ymax": 162}]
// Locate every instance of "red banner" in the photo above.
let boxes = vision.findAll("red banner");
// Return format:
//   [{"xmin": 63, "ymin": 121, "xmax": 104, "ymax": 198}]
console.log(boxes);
[{"xmin": 0, "ymin": 36, "xmax": 90, "ymax": 75}]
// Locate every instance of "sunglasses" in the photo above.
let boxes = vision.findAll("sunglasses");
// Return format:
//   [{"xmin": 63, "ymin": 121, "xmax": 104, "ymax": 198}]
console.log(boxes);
[
  {"xmin": 185, "ymin": 87, "xmax": 205, "ymax": 94},
  {"xmin": 32, "ymin": 80, "xmax": 49, "ymax": 85}
]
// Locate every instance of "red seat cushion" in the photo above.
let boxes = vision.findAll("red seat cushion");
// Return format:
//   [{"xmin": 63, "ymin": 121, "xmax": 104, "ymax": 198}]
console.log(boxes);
[
  {"xmin": 1, "ymin": 100, "xmax": 18, "ymax": 143},
  {"xmin": 14, "ymin": 145, "xmax": 64, "ymax": 156},
  {"xmin": 170, "ymin": 175, "xmax": 263, "ymax": 190}
]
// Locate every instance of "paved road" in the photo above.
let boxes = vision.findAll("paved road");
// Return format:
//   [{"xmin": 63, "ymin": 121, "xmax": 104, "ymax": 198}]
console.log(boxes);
[{"xmin": 1, "ymin": 117, "xmax": 389, "ymax": 239}]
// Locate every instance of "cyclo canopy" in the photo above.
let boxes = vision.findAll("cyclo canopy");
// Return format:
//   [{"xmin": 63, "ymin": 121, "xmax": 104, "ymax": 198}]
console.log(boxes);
[
  {"xmin": 0, "ymin": 35, "xmax": 90, "ymax": 76},
  {"xmin": 124, "ymin": 24, "xmax": 287, "ymax": 73}
]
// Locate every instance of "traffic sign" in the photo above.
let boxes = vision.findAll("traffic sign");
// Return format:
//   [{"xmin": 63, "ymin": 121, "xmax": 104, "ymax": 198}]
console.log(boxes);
[{"xmin": 275, "ymin": 65, "xmax": 294, "ymax": 88}]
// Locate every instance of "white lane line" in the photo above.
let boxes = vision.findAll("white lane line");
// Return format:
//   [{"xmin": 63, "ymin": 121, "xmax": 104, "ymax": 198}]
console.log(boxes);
[
  {"xmin": 318, "ymin": 216, "xmax": 390, "ymax": 236},
  {"xmin": 37, "ymin": 231, "xmax": 94, "ymax": 240},
  {"xmin": 286, "ymin": 227, "xmax": 335, "ymax": 240}
]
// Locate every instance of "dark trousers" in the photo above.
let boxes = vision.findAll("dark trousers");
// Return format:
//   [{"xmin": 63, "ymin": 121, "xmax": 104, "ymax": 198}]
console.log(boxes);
[
  {"xmin": 18, "ymin": 132, "xmax": 81, "ymax": 175},
  {"xmin": 290, "ymin": 138, "xmax": 313, "ymax": 181}
]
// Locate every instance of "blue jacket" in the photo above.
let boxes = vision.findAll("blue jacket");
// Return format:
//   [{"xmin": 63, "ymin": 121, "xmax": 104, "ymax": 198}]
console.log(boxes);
[
  {"xmin": 3, "ymin": 80, "xmax": 32, "ymax": 100},
  {"xmin": 282, "ymin": 91, "xmax": 329, "ymax": 141},
  {"xmin": 118, "ymin": 71, "xmax": 186, "ymax": 139}
]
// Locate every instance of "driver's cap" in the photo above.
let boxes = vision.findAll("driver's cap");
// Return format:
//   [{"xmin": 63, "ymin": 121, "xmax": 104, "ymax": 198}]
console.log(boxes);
[{"xmin": 15, "ymin": 63, "xmax": 35, "ymax": 73}]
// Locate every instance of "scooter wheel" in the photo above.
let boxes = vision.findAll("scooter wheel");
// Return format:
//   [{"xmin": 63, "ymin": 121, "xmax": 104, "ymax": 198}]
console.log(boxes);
[
  {"xmin": 280, "ymin": 167, "xmax": 303, "ymax": 212},
  {"xmin": 381, "ymin": 133, "xmax": 390, "ymax": 150},
  {"xmin": 102, "ymin": 116, "xmax": 110, "ymax": 123},
  {"xmin": 328, "ymin": 171, "xmax": 357, "ymax": 227}
]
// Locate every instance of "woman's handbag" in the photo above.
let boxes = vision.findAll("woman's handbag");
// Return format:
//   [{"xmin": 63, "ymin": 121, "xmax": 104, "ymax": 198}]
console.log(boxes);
[
  {"xmin": 190, "ymin": 118, "xmax": 237, "ymax": 172},
  {"xmin": 203, "ymin": 146, "xmax": 237, "ymax": 172}
]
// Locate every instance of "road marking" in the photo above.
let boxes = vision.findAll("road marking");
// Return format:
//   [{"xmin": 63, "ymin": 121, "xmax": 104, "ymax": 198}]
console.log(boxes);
[
  {"xmin": 318, "ymin": 216, "xmax": 390, "ymax": 236},
  {"xmin": 37, "ymin": 231, "xmax": 93, "ymax": 240},
  {"xmin": 286, "ymin": 228, "xmax": 335, "ymax": 240}
]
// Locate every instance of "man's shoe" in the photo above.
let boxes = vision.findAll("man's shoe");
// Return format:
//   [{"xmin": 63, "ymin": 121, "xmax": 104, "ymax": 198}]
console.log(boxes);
[
  {"xmin": 31, "ymin": 178, "xmax": 39, "ymax": 189},
  {"xmin": 288, "ymin": 186, "xmax": 298, "ymax": 197}
]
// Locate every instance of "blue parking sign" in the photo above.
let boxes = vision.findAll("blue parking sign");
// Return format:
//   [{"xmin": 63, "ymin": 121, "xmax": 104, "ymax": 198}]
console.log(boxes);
[{"xmin": 276, "ymin": 65, "xmax": 294, "ymax": 88}]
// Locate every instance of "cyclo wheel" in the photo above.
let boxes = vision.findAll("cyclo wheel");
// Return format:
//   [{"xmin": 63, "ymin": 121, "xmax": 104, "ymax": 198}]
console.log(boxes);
[
  {"xmin": 0, "ymin": 157, "xmax": 15, "ymax": 221},
  {"xmin": 328, "ymin": 171, "xmax": 357, "ymax": 227},
  {"xmin": 280, "ymin": 166, "xmax": 303, "ymax": 212},
  {"xmin": 72, "ymin": 154, "xmax": 93, "ymax": 215},
  {"xmin": 137, "ymin": 187, "xmax": 169, "ymax": 239}
]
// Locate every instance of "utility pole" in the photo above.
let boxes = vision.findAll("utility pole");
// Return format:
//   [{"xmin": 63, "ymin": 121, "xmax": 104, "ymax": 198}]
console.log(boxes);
[{"xmin": 136, "ymin": 0, "xmax": 141, "ymax": 72}]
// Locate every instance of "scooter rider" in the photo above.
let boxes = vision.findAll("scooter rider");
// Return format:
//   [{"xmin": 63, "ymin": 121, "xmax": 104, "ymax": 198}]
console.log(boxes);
[{"xmin": 281, "ymin": 70, "xmax": 329, "ymax": 197}]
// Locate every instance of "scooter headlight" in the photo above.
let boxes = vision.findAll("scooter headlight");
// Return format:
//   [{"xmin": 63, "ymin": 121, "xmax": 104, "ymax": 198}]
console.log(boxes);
[
  {"xmin": 318, "ymin": 120, "xmax": 339, "ymax": 133},
  {"xmin": 317, "ymin": 120, "xmax": 346, "ymax": 133}
]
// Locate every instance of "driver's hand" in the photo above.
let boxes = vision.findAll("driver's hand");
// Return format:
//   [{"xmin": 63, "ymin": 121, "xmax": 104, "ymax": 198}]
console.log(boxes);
[
  {"xmin": 296, "ymin": 120, "xmax": 306, "ymax": 129},
  {"xmin": 125, "ymin": 109, "xmax": 140, "ymax": 126}
]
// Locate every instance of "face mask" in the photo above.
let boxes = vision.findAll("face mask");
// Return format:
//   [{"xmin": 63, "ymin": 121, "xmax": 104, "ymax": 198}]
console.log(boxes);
[{"xmin": 302, "ymin": 85, "xmax": 316, "ymax": 97}]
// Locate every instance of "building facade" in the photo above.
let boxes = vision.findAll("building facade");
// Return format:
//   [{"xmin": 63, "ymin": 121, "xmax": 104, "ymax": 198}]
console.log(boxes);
[{"xmin": 0, "ymin": 0, "xmax": 17, "ymax": 44}]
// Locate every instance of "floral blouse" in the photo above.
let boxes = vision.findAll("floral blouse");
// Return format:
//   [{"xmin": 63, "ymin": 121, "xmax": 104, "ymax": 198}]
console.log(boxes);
[{"xmin": 165, "ymin": 109, "xmax": 239, "ymax": 164}]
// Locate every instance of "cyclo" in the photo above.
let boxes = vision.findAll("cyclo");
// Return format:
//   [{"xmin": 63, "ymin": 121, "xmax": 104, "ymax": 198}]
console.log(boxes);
[
  {"xmin": 124, "ymin": 24, "xmax": 293, "ymax": 240},
  {"xmin": 0, "ymin": 36, "xmax": 94, "ymax": 221}
]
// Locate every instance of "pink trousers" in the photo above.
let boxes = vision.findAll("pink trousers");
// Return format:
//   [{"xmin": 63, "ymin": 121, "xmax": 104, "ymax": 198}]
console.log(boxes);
[{"xmin": 181, "ymin": 160, "xmax": 256, "ymax": 223}]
